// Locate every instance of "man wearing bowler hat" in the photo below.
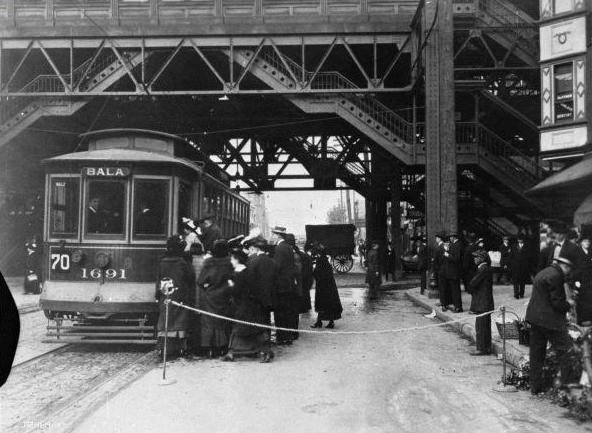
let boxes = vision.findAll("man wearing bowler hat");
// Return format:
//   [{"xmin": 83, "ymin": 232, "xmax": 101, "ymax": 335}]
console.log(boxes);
[{"xmin": 526, "ymin": 256, "xmax": 575, "ymax": 394}]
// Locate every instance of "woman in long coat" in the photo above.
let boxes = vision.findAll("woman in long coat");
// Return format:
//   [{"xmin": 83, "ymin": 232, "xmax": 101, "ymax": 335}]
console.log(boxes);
[
  {"xmin": 311, "ymin": 246, "xmax": 343, "ymax": 329},
  {"xmin": 198, "ymin": 240, "xmax": 234, "ymax": 357},
  {"xmin": 156, "ymin": 235, "xmax": 196, "ymax": 358},
  {"xmin": 224, "ymin": 249, "xmax": 273, "ymax": 361}
]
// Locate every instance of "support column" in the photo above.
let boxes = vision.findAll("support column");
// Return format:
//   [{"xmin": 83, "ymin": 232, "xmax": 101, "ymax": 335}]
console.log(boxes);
[
  {"xmin": 390, "ymin": 162, "xmax": 403, "ymax": 280},
  {"xmin": 425, "ymin": 0, "xmax": 457, "ymax": 296}
]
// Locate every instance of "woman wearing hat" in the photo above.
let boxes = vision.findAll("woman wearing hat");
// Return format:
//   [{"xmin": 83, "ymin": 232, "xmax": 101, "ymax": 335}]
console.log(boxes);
[
  {"xmin": 224, "ymin": 249, "xmax": 273, "ymax": 362},
  {"xmin": 467, "ymin": 250, "xmax": 494, "ymax": 356},
  {"xmin": 156, "ymin": 235, "xmax": 196, "ymax": 358},
  {"xmin": 311, "ymin": 244, "xmax": 343, "ymax": 329},
  {"xmin": 197, "ymin": 239, "xmax": 234, "ymax": 358}
]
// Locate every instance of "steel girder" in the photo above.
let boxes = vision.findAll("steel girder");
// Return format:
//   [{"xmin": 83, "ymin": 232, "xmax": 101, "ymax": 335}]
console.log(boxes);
[
  {"xmin": 202, "ymin": 134, "xmax": 400, "ymax": 197},
  {"xmin": 0, "ymin": 34, "xmax": 414, "ymax": 97}
]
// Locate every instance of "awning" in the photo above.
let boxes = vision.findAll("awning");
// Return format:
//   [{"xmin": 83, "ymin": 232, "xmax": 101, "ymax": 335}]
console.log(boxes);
[
  {"xmin": 528, "ymin": 155, "xmax": 592, "ymax": 195},
  {"xmin": 574, "ymin": 193, "xmax": 592, "ymax": 226}
]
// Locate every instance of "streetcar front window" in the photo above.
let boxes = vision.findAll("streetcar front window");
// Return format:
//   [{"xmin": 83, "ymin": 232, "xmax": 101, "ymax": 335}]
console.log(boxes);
[
  {"xmin": 85, "ymin": 180, "xmax": 126, "ymax": 236},
  {"xmin": 49, "ymin": 178, "xmax": 79, "ymax": 238},
  {"xmin": 133, "ymin": 179, "xmax": 169, "ymax": 238}
]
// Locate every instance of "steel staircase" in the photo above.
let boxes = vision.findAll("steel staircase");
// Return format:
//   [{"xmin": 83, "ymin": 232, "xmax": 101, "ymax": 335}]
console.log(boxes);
[
  {"xmin": 475, "ymin": 0, "xmax": 538, "ymax": 66},
  {"xmin": 0, "ymin": 50, "xmax": 149, "ymax": 148},
  {"xmin": 226, "ymin": 48, "xmax": 544, "ymax": 211}
]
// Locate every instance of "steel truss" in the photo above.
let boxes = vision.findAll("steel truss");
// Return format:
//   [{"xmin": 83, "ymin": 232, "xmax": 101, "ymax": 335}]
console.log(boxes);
[
  {"xmin": 0, "ymin": 34, "xmax": 415, "ymax": 97},
  {"xmin": 201, "ymin": 134, "xmax": 401, "ymax": 197}
]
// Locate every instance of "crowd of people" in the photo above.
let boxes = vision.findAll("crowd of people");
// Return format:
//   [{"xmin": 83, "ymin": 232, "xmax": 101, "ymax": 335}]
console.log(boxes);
[
  {"xmin": 155, "ymin": 220, "xmax": 343, "ymax": 363},
  {"xmin": 426, "ymin": 222, "xmax": 592, "ymax": 394}
]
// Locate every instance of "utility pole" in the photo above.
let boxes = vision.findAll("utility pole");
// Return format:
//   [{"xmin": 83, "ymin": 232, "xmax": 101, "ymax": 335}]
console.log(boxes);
[{"xmin": 345, "ymin": 189, "xmax": 353, "ymax": 224}]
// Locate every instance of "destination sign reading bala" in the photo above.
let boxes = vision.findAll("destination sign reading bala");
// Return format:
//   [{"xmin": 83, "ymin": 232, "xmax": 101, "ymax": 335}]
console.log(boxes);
[{"xmin": 83, "ymin": 167, "xmax": 130, "ymax": 177}]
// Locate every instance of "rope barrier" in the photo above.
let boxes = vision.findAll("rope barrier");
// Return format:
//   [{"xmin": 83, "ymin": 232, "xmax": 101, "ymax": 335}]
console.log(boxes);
[{"xmin": 170, "ymin": 300, "xmax": 498, "ymax": 336}]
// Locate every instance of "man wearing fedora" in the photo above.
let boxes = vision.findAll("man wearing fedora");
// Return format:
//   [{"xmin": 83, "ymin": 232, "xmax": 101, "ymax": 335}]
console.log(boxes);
[
  {"xmin": 271, "ymin": 226, "xmax": 298, "ymax": 345},
  {"xmin": 526, "ymin": 256, "xmax": 575, "ymax": 394},
  {"xmin": 468, "ymin": 250, "xmax": 494, "ymax": 356}
]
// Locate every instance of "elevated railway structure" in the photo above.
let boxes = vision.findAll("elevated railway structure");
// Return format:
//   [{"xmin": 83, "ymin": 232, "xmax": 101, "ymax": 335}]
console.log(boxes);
[{"xmin": 0, "ymin": 0, "xmax": 545, "ymax": 273}]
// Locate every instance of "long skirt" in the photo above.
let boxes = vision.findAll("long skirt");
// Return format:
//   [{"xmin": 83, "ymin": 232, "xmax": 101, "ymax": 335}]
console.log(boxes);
[
  {"xmin": 228, "ymin": 332, "xmax": 270, "ymax": 355},
  {"xmin": 201, "ymin": 315, "xmax": 228, "ymax": 348}
]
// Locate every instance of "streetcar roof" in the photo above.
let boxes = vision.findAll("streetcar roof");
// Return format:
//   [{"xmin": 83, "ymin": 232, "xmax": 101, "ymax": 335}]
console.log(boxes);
[{"xmin": 44, "ymin": 148, "xmax": 204, "ymax": 173}]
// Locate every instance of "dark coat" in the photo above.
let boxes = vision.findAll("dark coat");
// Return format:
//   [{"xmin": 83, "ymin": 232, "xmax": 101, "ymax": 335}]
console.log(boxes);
[
  {"xmin": 366, "ymin": 248, "xmax": 381, "ymax": 285},
  {"xmin": 463, "ymin": 242, "xmax": 478, "ymax": 280},
  {"xmin": 299, "ymin": 251, "xmax": 314, "ymax": 312},
  {"xmin": 313, "ymin": 255, "xmax": 343, "ymax": 320},
  {"xmin": 500, "ymin": 243, "xmax": 512, "ymax": 269},
  {"xmin": 231, "ymin": 268, "xmax": 269, "ymax": 336},
  {"xmin": 199, "ymin": 223, "xmax": 222, "ymax": 254},
  {"xmin": 273, "ymin": 240, "xmax": 296, "ymax": 294},
  {"xmin": 525, "ymin": 264, "xmax": 571, "ymax": 330},
  {"xmin": 432, "ymin": 242, "xmax": 445, "ymax": 275},
  {"xmin": 469, "ymin": 263, "xmax": 494, "ymax": 313},
  {"xmin": 510, "ymin": 243, "xmax": 531, "ymax": 284},
  {"xmin": 246, "ymin": 253, "xmax": 276, "ymax": 311},
  {"xmin": 577, "ymin": 248, "xmax": 592, "ymax": 325},
  {"xmin": 197, "ymin": 256, "xmax": 234, "ymax": 315},
  {"xmin": 538, "ymin": 242, "xmax": 555, "ymax": 272},
  {"xmin": 156, "ymin": 255, "xmax": 196, "ymax": 333},
  {"xmin": 416, "ymin": 244, "xmax": 428, "ymax": 271},
  {"xmin": 441, "ymin": 241, "xmax": 462, "ymax": 280}
]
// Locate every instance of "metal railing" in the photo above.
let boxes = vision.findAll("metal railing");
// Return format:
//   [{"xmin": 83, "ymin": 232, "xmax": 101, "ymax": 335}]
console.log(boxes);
[
  {"xmin": 0, "ymin": 51, "xmax": 129, "ymax": 126},
  {"xmin": 477, "ymin": 0, "xmax": 538, "ymax": 55},
  {"xmin": 247, "ymin": 48, "xmax": 544, "ymax": 189},
  {"xmin": 257, "ymin": 48, "xmax": 414, "ymax": 145}
]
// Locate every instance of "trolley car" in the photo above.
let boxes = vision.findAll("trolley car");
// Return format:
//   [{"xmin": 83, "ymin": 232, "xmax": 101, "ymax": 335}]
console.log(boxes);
[{"xmin": 40, "ymin": 129, "xmax": 250, "ymax": 343}]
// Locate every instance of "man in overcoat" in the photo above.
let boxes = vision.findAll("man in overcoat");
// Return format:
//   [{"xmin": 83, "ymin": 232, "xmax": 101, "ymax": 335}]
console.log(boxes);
[
  {"xmin": 433, "ymin": 232, "xmax": 447, "ymax": 309},
  {"xmin": 510, "ymin": 235, "xmax": 531, "ymax": 299},
  {"xmin": 498, "ymin": 235, "xmax": 512, "ymax": 284},
  {"xmin": 525, "ymin": 256, "xmax": 575, "ymax": 394},
  {"xmin": 245, "ymin": 237, "xmax": 276, "ymax": 363},
  {"xmin": 468, "ymin": 250, "xmax": 494, "ymax": 355},
  {"xmin": 442, "ymin": 233, "xmax": 463, "ymax": 313},
  {"xmin": 271, "ymin": 227, "xmax": 297, "ymax": 345}
]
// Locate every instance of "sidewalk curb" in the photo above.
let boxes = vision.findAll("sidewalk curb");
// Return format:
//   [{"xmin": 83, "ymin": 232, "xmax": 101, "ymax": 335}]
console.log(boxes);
[{"xmin": 405, "ymin": 289, "xmax": 528, "ymax": 368}]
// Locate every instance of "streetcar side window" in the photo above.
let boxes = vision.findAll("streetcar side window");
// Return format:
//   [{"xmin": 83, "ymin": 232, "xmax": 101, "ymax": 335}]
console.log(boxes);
[
  {"xmin": 85, "ymin": 180, "xmax": 126, "ymax": 236},
  {"xmin": 178, "ymin": 181, "xmax": 193, "ymax": 233},
  {"xmin": 49, "ymin": 178, "xmax": 79, "ymax": 238},
  {"xmin": 133, "ymin": 179, "xmax": 169, "ymax": 239}
]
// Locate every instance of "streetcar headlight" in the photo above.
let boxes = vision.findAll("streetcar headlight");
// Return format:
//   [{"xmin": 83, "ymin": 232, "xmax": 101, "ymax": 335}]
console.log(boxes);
[
  {"xmin": 71, "ymin": 250, "xmax": 84, "ymax": 264},
  {"xmin": 94, "ymin": 252, "xmax": 111, "ymax": 269}
]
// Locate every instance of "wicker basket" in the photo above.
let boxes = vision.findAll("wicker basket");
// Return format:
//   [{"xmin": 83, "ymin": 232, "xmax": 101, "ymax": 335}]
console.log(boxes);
[{"xmin": 494, "ymin": 311, "xmax": 521, "ymax": 340}]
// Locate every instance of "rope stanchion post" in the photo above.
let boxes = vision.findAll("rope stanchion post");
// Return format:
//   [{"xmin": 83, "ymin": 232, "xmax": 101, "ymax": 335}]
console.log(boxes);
[
  {"xmin": 159, "ymin": 278, "xmax": 177, "ymax": 386},
  {"xmin": 493, "ymin": 305, "xmax": 517, "ymax": 393}
]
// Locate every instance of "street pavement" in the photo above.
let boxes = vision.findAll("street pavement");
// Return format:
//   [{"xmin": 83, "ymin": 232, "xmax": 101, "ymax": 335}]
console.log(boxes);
[
  {"xmin": 71, "ymin": 284, "xmax": 591, "ymax": 433},
  {"xmin": 406, "ymin": 283, "xmax": 531, "ymax": 367}
]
